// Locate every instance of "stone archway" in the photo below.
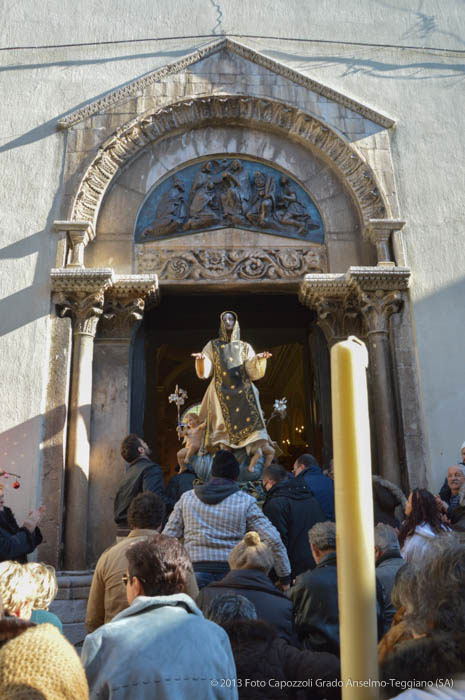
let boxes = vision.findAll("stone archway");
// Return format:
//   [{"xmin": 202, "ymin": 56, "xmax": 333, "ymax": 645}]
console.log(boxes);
[{"xmin": 44, "ymin": 88, "xmax": 428, "ymax": 573}]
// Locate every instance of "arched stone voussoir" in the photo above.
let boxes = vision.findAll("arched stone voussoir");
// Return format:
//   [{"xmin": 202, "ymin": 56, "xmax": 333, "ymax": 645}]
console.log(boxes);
[{"xmin": 71, "ymin": 95, "xmax": 389, "ymax": 234}]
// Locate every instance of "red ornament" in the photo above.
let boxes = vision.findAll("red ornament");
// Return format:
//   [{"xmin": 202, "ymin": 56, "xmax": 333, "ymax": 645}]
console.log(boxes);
[{"xmin": 12, "ymin": 480, "xmax": 20, "ymax": 489}]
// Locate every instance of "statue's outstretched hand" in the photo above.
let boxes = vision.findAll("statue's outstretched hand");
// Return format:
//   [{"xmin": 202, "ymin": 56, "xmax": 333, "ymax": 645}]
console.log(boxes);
[
  {"xmin": 256, "ymin": 351, "xmax": 272, "ymax": 359},
  {"xmin": 191, "ymin": 352, "xmax": 206, "ymax": 360}
]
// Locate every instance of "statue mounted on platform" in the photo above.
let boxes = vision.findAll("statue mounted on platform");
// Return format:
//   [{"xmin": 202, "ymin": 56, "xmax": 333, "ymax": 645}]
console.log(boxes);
[{"xmin": 191, "ymin": 312, "xmax": 274, "ymax": 477}]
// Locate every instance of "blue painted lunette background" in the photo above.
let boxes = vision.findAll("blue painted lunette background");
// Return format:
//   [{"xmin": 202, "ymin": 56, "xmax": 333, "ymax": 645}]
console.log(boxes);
[{"xmin": 134, "ymin": 158, "xmax": 324, "ymax": 243}]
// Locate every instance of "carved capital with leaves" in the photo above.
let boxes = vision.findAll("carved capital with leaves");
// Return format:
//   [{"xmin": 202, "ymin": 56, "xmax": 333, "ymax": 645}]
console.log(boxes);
[
  {"xmin": 359, "ymin": 289, "xmax": 403, "ymax": 334},
  {"xmin": 54, "ymin": 290, "xmax": 105, "ymax": 337},
  {"xmin": 99, "ymin": 297, "xmax": 145, "ymax": 339}
]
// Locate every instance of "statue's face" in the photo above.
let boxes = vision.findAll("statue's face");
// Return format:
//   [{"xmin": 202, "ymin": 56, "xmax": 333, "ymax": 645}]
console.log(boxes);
[{"xmin": 222, "ymin": 313, "xmax": 236, "ymax": 331}]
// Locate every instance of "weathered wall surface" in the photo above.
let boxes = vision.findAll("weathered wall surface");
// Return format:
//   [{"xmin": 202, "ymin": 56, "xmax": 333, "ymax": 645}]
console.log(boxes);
[{"xmin": 1, "ymin": 0, "xmax": 464, "ymax": 533}]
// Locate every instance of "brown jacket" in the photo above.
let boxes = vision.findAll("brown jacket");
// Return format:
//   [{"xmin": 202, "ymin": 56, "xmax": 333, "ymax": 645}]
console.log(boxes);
[{"xmin": 86, "ymin": 529, "xmax": 199, "ymax": 632}]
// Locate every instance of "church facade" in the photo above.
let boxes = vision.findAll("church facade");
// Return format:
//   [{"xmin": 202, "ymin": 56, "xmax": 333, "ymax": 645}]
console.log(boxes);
[{"xmin": 2, "ymin": 2, "xmax": 464, "ymax": 574}]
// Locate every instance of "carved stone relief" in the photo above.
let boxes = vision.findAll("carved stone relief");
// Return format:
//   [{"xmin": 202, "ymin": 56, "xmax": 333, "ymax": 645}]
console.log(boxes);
[
  {"xmin": 136, "ymin": 246, "xmax": 326, "ymax": 281},
  {"xmin": 136, "ymin": 158, "xmax": 323, "ymax": 243},
  {"xmin": 71, "ymin": 96, "xmax": 387, "ymax": 232}
]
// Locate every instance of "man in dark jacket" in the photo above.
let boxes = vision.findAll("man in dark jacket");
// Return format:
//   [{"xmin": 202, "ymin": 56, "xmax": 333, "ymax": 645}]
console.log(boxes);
[
  {"xmin": 289, "ymin": 522, "xmax": 385, "ymax": 655},
  {"xmin": 292, "ymin": 453, "xmax": 335, "ymax": 521},
  {"xmin": 165, "ymin": 465, "xmax": 196, "ymax": 516},
  {"xmin": 262, "ymin": 463, "xmax": 325, "ymax": 579},
  {"xmin": 0, "ymin": 488, "xmax": 44, "ymax": 563},
  {"xmin": 114, "ymin": 434, "xmax": 168, "ymax": 529}
]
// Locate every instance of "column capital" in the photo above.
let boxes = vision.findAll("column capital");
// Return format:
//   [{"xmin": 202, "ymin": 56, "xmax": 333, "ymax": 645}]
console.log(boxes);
[
  {"xmin": 299, "ymin": 274, "xmax": 361, "ymax": 346},
  {"xmin": 359, "ymin": 289, "xmax": 403, "ymax": 334},
  {"xmin": 51, "ymin": 268, "xmax": 114, "ymax": 337},
  {"xmin": 98, "ymin": 274, "xmax": 159, "ymax": 339}
]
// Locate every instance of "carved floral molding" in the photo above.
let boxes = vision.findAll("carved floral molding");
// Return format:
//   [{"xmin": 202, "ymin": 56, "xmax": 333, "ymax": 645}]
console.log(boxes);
[
  {"xmin": 70, "ymin": 95, "xmax": 388, "ymax": 231},
  {"xmin": 136, "ymin": 246, "xmax": 327, "ymax": 281}
]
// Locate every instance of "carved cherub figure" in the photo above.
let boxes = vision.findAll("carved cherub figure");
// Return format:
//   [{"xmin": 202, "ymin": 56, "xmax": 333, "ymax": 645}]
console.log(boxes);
[
  {"xmin": 247, "ymin": 439, "xmax": 277, "ymax": 473},
  {"xmin": 177, "ymin": 412, "xmax": 206, "ymax": 470}
]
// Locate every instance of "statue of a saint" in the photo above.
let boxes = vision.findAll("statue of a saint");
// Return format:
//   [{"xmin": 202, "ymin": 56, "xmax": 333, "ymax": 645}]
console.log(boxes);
[{"xmin": 192, "ymin": 312, "xmax": 272, "ymax": 454}]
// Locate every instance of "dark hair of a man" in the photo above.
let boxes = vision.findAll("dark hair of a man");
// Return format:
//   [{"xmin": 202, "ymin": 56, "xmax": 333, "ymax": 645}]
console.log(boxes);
[
  {"xmin": 126, "ymin": 535, "xmax": 189, "ymax": 597},
  {"xmin": 121, "ymin": 434, "xmax": 144, "ymax": 463},
  {"xmin": 398, "ymin": 489, "xmax": 444, "ymax": 548},
  {"xmin": 211, "ymin": 450, "xmax": 240, "ymax": 480},
  {"xmin": 296, "ymin": 453, "xmax": 320, "ymax": 470},
  {"xmin": 127, "ymin": 492, "xmax": 165, "ymax": 531},
  {"xmin": 262, "ymin": 463, "xmax": 288, "ymax": 483}
]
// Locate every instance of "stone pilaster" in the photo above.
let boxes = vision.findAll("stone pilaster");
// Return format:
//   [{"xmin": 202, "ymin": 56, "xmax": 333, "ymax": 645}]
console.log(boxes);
[
  {"xmin": 87, "ymin": 275, "xmax": 159, "ymax": 563},
  {"xmin": 51, "ymin": 269, "xmax": 113, "ymax": 570}
]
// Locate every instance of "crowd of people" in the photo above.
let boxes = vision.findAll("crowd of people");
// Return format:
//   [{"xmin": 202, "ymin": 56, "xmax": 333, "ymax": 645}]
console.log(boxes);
[{"xmin": 0, "ymin": 435, "xmax": 464, "ymax": 699}]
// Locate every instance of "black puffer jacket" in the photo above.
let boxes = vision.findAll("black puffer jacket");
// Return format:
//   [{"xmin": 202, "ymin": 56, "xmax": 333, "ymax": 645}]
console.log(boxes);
[
  {"xmin": 263, "ymin": 479, "xmax": 325, "ymax": 578},
  {"xmin": 197, "ymin": 568, "xmax": 294, "ymax": 641},
  {"xmin": 225, "ymin": 619, "xmax": 341, "ymax": 700}
]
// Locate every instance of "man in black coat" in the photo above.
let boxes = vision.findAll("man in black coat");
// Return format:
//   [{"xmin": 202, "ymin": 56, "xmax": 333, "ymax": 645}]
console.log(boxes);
[
  {"xmin": 114, "ymin": 434, "xmax": 168, "ymax": 529},
  {"xmin": 165, "ymin": 465, "xmax": 196, "ymax": 516},
  {"xmin": 0, "ymin": 488, "xmax": 44, "ymax": 563},
  {"xmin": 262, "ymin": 464, "xmax": 325, "ymax": 579},
  {"xmin": 289, "ymin": 521, "xmax": 386, "ymax": 656}
]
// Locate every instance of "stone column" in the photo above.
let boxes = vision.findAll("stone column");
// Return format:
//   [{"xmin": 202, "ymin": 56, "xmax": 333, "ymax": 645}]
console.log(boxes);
[
  {"xmin": 87, "ymin": 276, "xmax": 158, "ymax": 563},
  {"xmin": 349, "ymin": 267, "xmax": 410, "ymax": 485},
  {"xmin": 52, "ymin": 269, "xmax": 113, "ymax": 570},
  {"xmin": 359, "ymin": 289, "xmax": 403, "ymax": 484}
]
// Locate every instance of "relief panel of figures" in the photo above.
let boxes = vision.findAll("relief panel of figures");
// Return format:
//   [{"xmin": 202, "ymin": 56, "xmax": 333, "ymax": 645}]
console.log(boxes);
[{"xmin": 135, "ymin": 158, "xmax": 324, "ymax": 243}]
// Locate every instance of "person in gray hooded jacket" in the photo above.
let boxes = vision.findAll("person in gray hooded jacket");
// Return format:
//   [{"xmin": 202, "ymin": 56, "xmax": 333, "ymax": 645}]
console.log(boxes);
[{"xmin": 163, "ymin": 450, "xmax": 291, "ymax": 589}]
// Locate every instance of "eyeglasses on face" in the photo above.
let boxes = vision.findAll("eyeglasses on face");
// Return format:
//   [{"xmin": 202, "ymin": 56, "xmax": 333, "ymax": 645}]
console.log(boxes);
[{"xmin": 122, "ymin": 574, "xmax": 147, "ymax": 586}]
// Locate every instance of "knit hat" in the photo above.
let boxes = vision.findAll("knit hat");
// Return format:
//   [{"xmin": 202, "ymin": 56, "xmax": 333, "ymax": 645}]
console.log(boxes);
[
  {"xmin": 0, "ymin": 623, "xmax": 89, "ymax": 699},
  {"xmin": 211, "ymin": 450, "xmax": 240, "ymax": 480},
  {"xmin": 229, "ymin": 531, "xmax": 274, "ymax": 573},
  {"xmin": 204, "ymin": 594, "xmax": 257, "ymax": 626}
]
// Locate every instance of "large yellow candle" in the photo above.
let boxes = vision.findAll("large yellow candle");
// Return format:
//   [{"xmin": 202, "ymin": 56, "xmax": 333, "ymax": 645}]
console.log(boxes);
[{"xmin": 331, "ymin": 336, "xmax": 379, "ymax": 700}]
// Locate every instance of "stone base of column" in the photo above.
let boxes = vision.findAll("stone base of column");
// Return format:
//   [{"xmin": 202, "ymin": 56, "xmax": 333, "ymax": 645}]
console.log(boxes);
[{"xmin": 49, "ymin": 570, "xmax": 93, "ymax": 647}]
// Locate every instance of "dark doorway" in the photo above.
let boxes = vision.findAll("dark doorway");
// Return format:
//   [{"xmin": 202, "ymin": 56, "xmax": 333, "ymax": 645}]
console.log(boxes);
[{"xmin": 131, "ymin": 293, "xmax": 331, "ymax": 477}]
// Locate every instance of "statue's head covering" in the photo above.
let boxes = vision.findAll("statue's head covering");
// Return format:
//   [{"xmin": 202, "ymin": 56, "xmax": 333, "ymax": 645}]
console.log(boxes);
[{"xmin": 219, "ymin": 311, "xmax": 240, "ymax": 341}]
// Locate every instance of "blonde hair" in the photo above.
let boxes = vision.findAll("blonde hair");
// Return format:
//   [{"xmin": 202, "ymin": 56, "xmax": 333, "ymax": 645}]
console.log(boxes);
[
  {"xmin": 229, "ymin": 531, "xmax": 274, "ymax": 573},
  {"xmin": 0, "ymin": 561, "xmax": 35, "ymax": 614},
  {"xmin": 25, "ymin": 562, "xmax": 58, "ymax": 609},
  {"xmin": 184, "ymin": 412, "xmax": 200, "ymax": 424}
]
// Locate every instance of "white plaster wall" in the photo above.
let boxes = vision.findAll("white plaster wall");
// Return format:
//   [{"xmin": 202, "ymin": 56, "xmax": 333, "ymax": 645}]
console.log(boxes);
[{"xmin": 1, "ymin": 0, "xmax": 464, "ymax": 513}]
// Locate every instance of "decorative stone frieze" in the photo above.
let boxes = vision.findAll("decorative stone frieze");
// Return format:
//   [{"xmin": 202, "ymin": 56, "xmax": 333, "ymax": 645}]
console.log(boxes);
[
  {"xmin": 70, "ymin": 96, "xmax": 388, "ymax": 233},
  {"xmin": 58, "ymin": 38, "xmax": 394, "ymax": 131},
  {"xmin": 136, "ymin": 246, "xmax": 326, "ymax": 282}
]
